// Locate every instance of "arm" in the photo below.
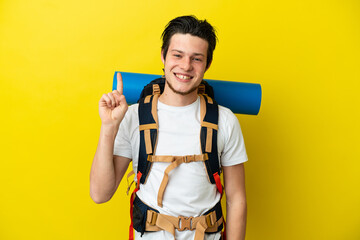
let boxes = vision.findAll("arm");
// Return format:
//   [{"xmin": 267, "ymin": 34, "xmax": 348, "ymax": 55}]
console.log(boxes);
[
  {"xmin": 90, "ymin": 130, "xmax": 131, "ymax": 203},
  {"xmin": 90, "ymin": 73, "xmax": 130, "ymax": 203},
  {"xmin": 223, "ymin": 163, "xmax": 247, "ymax": 240}
]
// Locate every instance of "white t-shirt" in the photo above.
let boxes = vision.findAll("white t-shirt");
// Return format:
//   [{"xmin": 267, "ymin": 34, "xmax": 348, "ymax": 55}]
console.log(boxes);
[{"xmin": 114, "ymin": 96, "xmax": 247, "ymax": 240}]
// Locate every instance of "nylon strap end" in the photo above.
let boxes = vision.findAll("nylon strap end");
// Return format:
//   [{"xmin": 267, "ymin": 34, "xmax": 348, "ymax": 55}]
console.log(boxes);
[
  {"xmin": 213, "ymin": 172, "xmax": 223, "ymax": 195},
  {"xmin": 126, "ymin": 170, "xmax": 135, "ymax": 195}
]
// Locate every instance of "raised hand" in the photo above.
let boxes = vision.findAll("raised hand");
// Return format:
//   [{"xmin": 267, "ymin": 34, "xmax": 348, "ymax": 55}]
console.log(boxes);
[{"xmin": 99, "ymin": 72, "xmax": 128, "ymax": 127}]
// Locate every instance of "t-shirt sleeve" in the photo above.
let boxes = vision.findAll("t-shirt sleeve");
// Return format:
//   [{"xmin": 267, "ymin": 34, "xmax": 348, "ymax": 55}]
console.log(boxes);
[
  {"xmin": 113, "ymin": 109, "xmax": 134, "ymax": 159},
  {"xmin": 219, "ymin": 107, "xmax": 248, "ymax": 167}
]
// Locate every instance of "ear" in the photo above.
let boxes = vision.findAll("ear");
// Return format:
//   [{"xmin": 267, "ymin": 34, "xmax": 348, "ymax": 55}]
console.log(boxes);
[{"xmin": 161, "ymin": 50, "xmax": 165, "ymax": 64}]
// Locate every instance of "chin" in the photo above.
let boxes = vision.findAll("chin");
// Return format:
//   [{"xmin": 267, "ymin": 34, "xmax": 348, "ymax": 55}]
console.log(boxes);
[{"xmin": 167, "ymin": 80, "xmax": 199, "ymax": 96}]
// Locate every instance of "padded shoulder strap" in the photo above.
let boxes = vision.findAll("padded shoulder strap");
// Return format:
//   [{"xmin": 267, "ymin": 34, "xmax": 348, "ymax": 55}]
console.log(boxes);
[
  {"xmin": 138, "ymin": 93, "xmax": 159, "ymax": 184},
  {"xmin": 199, "ymin": 94, "xmax": 221, "ymax": 186}
]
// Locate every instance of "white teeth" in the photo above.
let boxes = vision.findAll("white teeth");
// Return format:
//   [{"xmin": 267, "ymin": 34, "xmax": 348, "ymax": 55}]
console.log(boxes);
[{"xmin": 176, "ymin": 74, "xmax": 191, "ymax": 80}]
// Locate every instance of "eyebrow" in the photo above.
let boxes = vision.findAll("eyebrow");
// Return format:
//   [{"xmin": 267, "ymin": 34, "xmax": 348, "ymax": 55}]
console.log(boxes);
[{"xmin": 171, "ymin": 49, "xmax": 205, "ymax": 57}]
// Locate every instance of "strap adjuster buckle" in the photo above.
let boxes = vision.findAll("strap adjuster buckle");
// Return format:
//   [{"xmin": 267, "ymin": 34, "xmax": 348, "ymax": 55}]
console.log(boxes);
[
  {"xmin": 148, "ymin": 211, "xmax": 158, "ymax": 226},
  {"xmin": 182, "ymin": 155, "xmax": 195, "ymax": 163},
  {"xmin": 178, "ymin": 216, "xmax": 194, "ymax": 231},
  {"xmin": 206, "ymin": 212, "xmax": 216, "ymax": 227}
]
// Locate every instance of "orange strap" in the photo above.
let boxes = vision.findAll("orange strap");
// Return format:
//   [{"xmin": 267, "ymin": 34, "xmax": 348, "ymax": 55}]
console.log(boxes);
[
  {"xmin": 144, "ymin": 84, "xmax": 160, "ymax": 103},
  {"xmin": 199, "ymin": 94, "xmax": 206, "ymax": 123},
  {"xmin": 201, "ymin": 121, "xmax": 218, "ymax": 130},
  {"xmin": 148, "ymin": 154, "xmax": 208, "ymax": 163},
  {"xmin": 156, "ymin": 154, "xmax": 208, "ymax": 207},
  {"xmin": 151, "ymin": 94, "xmax": 159, "ymax": 125},
  {"xmin": 139, "ymin": 123, "xmax": 157, "ymax": 131},
  {"xmin": 139, "ymin": 123, "xmax": 157, "ymax": 155},
  {"xmin": 144, "ymin": 95, "xmax": 151, "ymax": 103},
  {"xmin": 203, "ymin": 94, "xmax": 213, "ymax": 104},
  {"xmin": 206, "ymin": 127, "xmax": 213, "ymax": 152},
  {"xmin": 144, "ymin": 130, "xmax": 152, "ymax": 154}
]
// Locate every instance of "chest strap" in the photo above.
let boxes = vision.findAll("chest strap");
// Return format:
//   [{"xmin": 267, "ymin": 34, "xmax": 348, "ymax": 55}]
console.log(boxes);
[
  {"xmin": 151, "ymin": 154, "xmax": 208, "ymax": 207},
  {"xmin": 145, "ymin": 209, "xmax": 223, "ymax": 240}
]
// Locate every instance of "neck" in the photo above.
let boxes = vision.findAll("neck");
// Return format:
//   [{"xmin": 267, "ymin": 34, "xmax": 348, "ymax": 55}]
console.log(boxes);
[{"xmin": 159, "ymin": 85, "xmax": 199, "ymax": 106}]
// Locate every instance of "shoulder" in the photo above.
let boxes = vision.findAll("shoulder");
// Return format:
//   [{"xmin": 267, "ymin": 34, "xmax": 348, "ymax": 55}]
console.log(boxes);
[
  {"xmin": 217, "ymin": 104, "xmax": 244, "ymax": 148},
  {"xmin": 128, "ymin": 103, "xmax": 139, "ymax": 112},
  {"xmin": 120, "ymin": 103, "xmax": 139, "ymax": 128},
  {"xmin": 217, "ymin": 104, "xmax": 248, "ymax": 166},
  {"xmin": 125, "ymin": 103, "xmax": 139, "ymax": 118},
  {"xmin": 218, "ymin": 104, "xmax": 239, "ymax": 128}
]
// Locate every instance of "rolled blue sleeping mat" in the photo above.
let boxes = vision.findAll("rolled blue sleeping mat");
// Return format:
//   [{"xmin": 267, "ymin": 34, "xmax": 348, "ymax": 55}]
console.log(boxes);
[{"xmin": 113, "ymin": 71, "xmax": 262, "ymax": 115}]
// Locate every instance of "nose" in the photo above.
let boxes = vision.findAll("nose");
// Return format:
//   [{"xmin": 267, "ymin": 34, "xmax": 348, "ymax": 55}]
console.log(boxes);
[{"xmin": 180, "ymin": 57, "xmax": 192, "ymax": 71}]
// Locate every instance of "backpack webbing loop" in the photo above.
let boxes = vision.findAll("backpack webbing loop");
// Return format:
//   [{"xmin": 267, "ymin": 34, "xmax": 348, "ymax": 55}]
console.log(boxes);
[
  {"xmin": 198, "ymin": 84, "xmax": 205, "ymax": 95},
  {"xmin": 152, "ymin": 84, "xmax": 161, "ymax": 95}
]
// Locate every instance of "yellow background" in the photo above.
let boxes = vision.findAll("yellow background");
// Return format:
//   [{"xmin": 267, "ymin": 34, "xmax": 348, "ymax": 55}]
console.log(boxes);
[{"xmin": 1, "ymin": 0, "xmax": 359, "ymax": 239}]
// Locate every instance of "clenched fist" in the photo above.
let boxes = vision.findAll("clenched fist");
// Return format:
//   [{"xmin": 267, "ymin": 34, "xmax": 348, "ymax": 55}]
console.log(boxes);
[{"xmin": 99, "ymin": 72, "xmax": 128, "ymax": 127}]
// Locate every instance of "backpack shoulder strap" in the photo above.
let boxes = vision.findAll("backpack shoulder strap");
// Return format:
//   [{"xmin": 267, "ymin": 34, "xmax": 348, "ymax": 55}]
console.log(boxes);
[
  {"xmin": 138, "ymin": 88, "xmax": 160, "ymax": 184},
  {"xmin": 199, "ymin": 94, "xmax": 222, "ymax": 194}
]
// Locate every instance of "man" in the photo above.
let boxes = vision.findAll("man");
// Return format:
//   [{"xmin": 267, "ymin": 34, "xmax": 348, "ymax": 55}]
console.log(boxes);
[{"xmin": 90, "ymin": 16, "xmax": 247, "ymax": 240}]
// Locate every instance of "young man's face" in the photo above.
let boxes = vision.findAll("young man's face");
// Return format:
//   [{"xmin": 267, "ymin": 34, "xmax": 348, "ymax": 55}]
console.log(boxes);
[{"xmin": 162, "ymin": 33, "xmax": 209, "ymax": 96}]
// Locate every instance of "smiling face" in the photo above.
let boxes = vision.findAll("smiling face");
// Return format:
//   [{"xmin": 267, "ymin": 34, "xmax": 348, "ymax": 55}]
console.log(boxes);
[{"xmin": 161, "ymin": 33, "xmax": 210, "ymax": 101}]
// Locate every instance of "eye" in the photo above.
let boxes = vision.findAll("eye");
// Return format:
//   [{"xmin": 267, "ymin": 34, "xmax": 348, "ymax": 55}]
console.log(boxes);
[
  {"xmin": 173, "ymin": 54, "xmax": 181, "ymax": 58},
  {"xmin": 193, "ymin": 57, "xmax": 203, "ymax": 62}
]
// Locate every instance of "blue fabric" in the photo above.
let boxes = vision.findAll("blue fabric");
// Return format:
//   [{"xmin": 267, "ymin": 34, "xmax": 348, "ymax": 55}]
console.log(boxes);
[{"xmin": 113, "ymin": 71, "xmax": 262, "ymax": 115}]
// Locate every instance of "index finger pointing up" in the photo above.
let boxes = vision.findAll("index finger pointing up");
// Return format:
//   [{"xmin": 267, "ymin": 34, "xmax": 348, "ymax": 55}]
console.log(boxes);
[{"xmin": 117, "ymin": 72, "xmax": 123, "ymax": 95}]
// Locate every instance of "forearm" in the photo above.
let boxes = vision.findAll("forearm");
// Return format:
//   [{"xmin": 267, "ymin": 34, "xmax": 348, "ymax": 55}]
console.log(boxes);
[
  {"xmin": 223, "ymin": 163, "xmax": 247, "ymax": 240},
  {"xmin": 226, "ymin": 197, "xmax": 247, "ymax": 240},
  {"xmin": 90, "ymin": 124, "xmax": 119, "ymax": 203}
]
